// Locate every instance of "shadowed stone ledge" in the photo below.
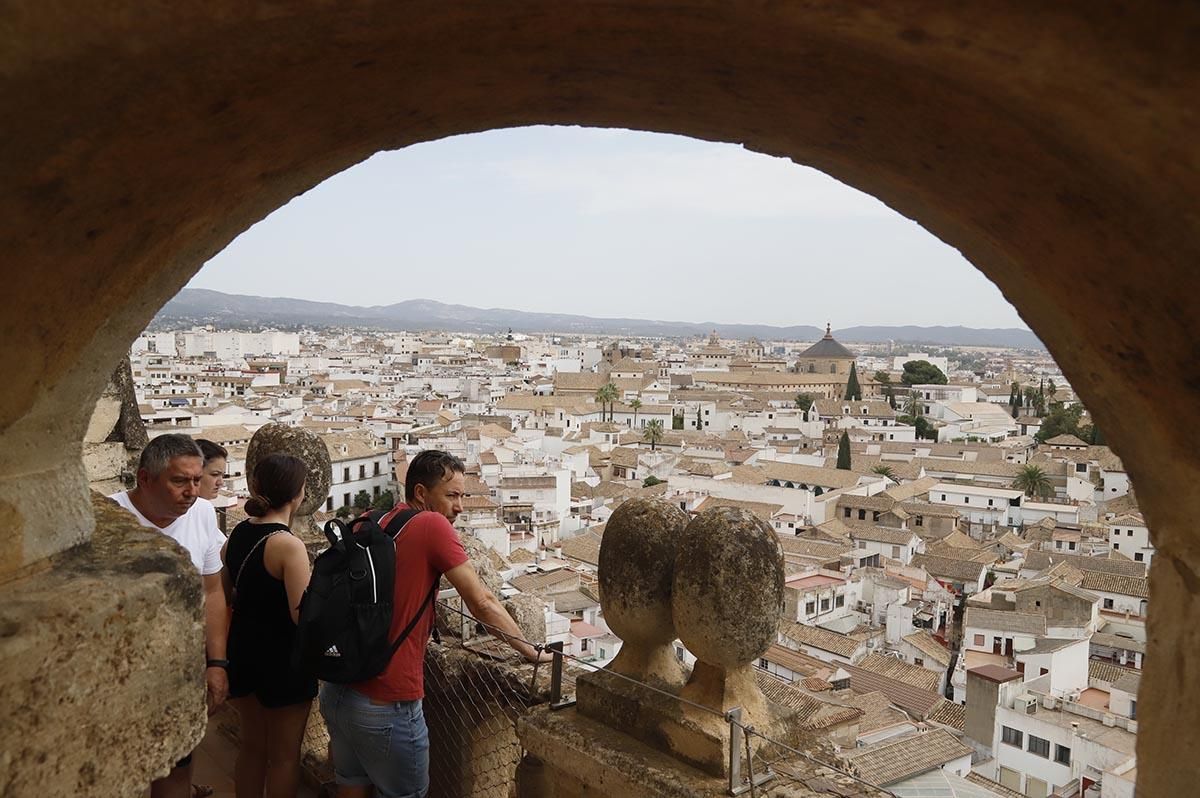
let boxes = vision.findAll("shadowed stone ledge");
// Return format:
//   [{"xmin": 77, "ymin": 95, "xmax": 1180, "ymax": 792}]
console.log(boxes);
[{"xmin": 0, "ymin": 493, "xmax": 205, "ymax": 797}]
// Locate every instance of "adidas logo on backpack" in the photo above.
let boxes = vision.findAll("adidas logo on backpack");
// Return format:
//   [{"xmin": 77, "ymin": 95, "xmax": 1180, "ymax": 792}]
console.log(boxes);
[{"xmin": 291, "ymin": 509, "xmax": 437, "ymax": 683}]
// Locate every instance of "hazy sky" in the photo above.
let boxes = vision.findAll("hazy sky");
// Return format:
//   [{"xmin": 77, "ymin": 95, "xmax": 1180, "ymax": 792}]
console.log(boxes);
[{"xmin": 189, "ymin": 126, "xmax": 1027, "ymax": 329}]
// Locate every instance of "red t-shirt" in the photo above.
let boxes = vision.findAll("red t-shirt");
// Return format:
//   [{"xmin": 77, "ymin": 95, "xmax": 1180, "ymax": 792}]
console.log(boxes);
[{"xmin": 354, "ymin": 504, "xmax": 468, "ymax": 702}]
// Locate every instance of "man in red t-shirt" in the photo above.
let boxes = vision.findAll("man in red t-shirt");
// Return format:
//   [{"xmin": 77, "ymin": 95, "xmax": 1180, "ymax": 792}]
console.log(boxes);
[{"xmin": 319, "ymin": 450, "xmax": 549, "ymax": 798}]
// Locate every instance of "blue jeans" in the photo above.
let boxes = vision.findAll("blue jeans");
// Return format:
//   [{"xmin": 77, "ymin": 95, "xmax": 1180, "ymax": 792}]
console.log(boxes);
[{"xmin": 319, "ymin": 682, "xmax": 430, "ymax": 798}]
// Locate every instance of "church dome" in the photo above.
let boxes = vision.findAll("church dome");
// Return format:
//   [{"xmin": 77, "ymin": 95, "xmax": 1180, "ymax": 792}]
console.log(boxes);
[{"xmin": 800, "ymin": 324, "xmax": 854, "ymax": 359}]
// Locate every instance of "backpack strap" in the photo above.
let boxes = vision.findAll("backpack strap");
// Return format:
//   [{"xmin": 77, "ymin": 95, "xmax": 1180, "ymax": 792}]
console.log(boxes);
[
  {"xmin": 386, "ymin": 580, "xmax": 440, "ymax": 659},
  {"xmin": 234, "ymin": 528, "xmax": 287, "ymax": 590},
  {"xmin": 377, "ymin": 507, "xmax": 438, "ymax": 658}
]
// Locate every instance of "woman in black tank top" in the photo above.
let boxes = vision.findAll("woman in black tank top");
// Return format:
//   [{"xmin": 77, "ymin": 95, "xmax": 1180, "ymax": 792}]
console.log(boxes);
[{"xmin": 220, "ymin": 454, "xmax": 315, "ymax": 798}]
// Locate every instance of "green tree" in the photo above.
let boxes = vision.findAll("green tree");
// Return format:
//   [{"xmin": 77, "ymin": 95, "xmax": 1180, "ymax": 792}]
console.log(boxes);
[
  {"xmin": 1024, "ymin": 386, "xmax": 1045, "ymax": 417},
  {"xmin": 900, "ymin": 360, "xmax": 948, "ymax": 386},
  {"xmin": 629, "ymin": 397, "xmax": 642, "ymax": 428},
  {"xmin": 1035, "ymin": 403, "xmax": 1085, "ymax": 442},
  {"xmin": 642, "ymin": 475, "xmax": 663, "ymax": 488},
  {"xmin": 353, "ymin": 490, "xmax": 373, "ymax": 512},
  {"xmin": 335, "ymin": 504, "xmax": 353, "ymax": 519},
  {"xmin": 898, "ymin": 414, "xmax": 936, "ymax": 440},
  {"xmin": 643, "ymin": 419, "xmax": 665, "ymax": 451},
  {"xmin": 875, "ymin": 371, "xmax": 896, "ymax": 408},
  {"xmin": 794, "ymin": 393, "xmax": 815, "ymax": 412},
  {"xmin": 696, "ymin": 406, "xmax": 703, "ymax": 430},
  {"xmin": 371, "ymin": 489, "xmax": 395, "ymax": 511},
  {"xmin": 871, "ymin": 464, "xmax": 896, "ymax": 480},
  {"xmin": 844, "ymin": 362, "xmax": 862, "ymax": 401},
  {"xmin": 1046, "ymin": 379, "xmax": 1057, "ymax": 401},
  {"xmin": 595, "ymin": 382, "xmax": 619, "ymax": 422},
  {"xmin": 1013, "ymin": 464, "xmax": 1053, "ymax": 498},
  {"xmin": 836, "ymin": 431, "xmax": 852, "ymax": 470}
]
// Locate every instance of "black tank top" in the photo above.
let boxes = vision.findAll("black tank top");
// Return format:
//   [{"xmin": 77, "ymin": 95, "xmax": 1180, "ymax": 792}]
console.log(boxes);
[{"xmin": 226, "ymin": 521, "xmax": 296, "ymax": 669}]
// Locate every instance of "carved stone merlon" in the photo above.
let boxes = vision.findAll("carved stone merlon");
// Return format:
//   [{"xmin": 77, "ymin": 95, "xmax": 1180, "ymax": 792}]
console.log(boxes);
[
  {"xmin": 245, "ymin": 423, "xmax": 331, "ymax": 542},
  {"xmin": 597, "ymin": 497, "xmax": 690, "ymax": 689},
  {"xmin": 672, "ymin": 506, "xmax": 784, "ymax": 723},
  {"xmin": 570, "ymin": 502, "xmax": 791, "ymax": 782}
]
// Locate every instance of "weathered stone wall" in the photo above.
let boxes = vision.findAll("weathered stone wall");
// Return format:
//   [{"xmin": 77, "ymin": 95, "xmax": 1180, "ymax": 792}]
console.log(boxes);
[
  {"xmin": 0, "ymin": 494, "xmax": 205, "ymax": 797},
  {"xmin": 2, "ymin": 4, "xmax": 1200, "ymax": 794}
]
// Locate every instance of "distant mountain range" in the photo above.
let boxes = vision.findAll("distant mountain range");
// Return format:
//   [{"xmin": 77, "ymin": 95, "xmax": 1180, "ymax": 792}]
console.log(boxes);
[{"xmin": 156, "ymin": 289, "xmax": 1044, "ymax": 348}]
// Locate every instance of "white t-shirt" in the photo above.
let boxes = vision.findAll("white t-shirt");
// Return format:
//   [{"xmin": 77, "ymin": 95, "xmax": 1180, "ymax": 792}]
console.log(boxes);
[{"xmin": 111, "ymin": 491, "xmax": 225, "ymax": 576}]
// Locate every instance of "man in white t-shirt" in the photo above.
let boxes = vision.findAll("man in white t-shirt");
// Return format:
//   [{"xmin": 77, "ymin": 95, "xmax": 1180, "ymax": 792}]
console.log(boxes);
[{"xmin": 111, "ymin": 433, "xmax": 229, "ymax": 798}]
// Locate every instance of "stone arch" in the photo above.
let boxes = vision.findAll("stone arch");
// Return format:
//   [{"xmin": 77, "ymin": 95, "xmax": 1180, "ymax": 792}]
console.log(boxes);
[{"xmin": 1, "ymin": 4, "xmax": 1199, "ymax": 795}]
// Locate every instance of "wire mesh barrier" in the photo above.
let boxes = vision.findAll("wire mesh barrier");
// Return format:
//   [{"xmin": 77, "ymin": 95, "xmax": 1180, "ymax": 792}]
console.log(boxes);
[
  {"xmin": 422, "ymin": 597, "xmax": 575, "ymax": 798},
  {"xmin": 429, "ymin": 599, "xmax": 895, "ymax": 798}
]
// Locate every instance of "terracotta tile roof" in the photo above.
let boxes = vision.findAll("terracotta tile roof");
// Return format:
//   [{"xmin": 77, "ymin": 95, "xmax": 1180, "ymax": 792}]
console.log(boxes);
[
  {"xmin": 925, "ymin": 698, "xmax": 966, "ymax": 731},
  {"xmin": 911, "ymin": 553, "xmax": 988, "ymax": 584},
  {"xmin": 855, "ymin": 653, "xmax": 941, "ymax": 693},
  {"xmin": 842, "ymin": 663, "xmax": 945, "ymax": 718},
  {"xmin": 843, "ymin": 691, "xmax": 910, "ymax": 735},
  {"xmin": 844, "ymin": 729, "xmax": 972, "ymax": 786},
  {"xmin": 779, "ymin": 621, "xmax": 864, "ymax": 659},
  {"xmin": 1080, "ymin": 573, "xmax": 1149, "ymax": 598},
  {"xmin": 695, "ymin": 496, "xmax": 783, "ymax": 523},
  {"xmin": 754, "ymin": 671, "xmax": 863, "ymax": 730},
  {"xmin": 965, "ymin": 772, "xmax": 1026, "ymax": 798},
  {"xmin": 1091, "ymin": 632, "xmax": 1145, "ymax": 653},
  {"xmin": 510, "ymin": 569, "xmax": 579, "ymax": 594},
  {"xmin": 848, "ymin": 524, "xmax": 918, "ymax": 546},
  {"xmin": 1022, "ymin": 549, "xmax": 1147, "ymax": 578},
  {"xmin": 560, "ymin": 527, "xmax": 604, "ymax": 567},
  {"xmin": 1088, "ymin": 659, "xmax": 1140, "ymax": 685},
  {"xmin": 964, "ymin": 607, "xmax": 1047, "ymax": 636},
  {"xmin": 903, "ymin": 630, "xmax": 952, "ymax": 667}
]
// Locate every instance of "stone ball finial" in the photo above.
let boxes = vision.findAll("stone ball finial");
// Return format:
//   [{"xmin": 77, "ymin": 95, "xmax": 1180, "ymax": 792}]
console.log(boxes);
[
  {"xmin": 672, "ymin": 506, "xmax": 784, "ymax": 668},
  {"xmin": 598, "ymin": 497, "xmax": 690, "ymax": 685},
  {"xmin": 245, "ymin": 423, "xmax": 331, "ymax": 518}
]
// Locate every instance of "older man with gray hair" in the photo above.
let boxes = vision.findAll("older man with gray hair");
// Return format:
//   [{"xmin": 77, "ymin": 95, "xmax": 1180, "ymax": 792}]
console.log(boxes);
[{"xmin": 111, "ymin": 433, "xmax": 230, "ymax": 798}]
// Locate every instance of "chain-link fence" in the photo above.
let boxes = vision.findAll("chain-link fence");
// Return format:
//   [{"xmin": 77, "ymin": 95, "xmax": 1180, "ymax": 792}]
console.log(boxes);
[{"xmin": 425, "ymin": 598, "xmax": 892, "ymax": 798}]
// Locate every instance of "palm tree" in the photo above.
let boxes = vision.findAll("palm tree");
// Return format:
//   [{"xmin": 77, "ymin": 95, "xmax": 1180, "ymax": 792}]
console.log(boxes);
[
  {"xmin": 1013, "ymin": 464, "xmax": 1052, "ymax": 498},
  {"xmin": 629, "ymin": 397, "xmax": 642, "ymax": 428},
  {"xmin": 595, "ymin": 382, "xmax": 619, "ymax": 422},
  {"xmin": 905, "ymin": 391, "xmax": 922, "ymax": 418},
  {"xmin": 643, "ymin": 419, "xmax": 664, "ymax": 451},
  {"xmin": 871, "ymin": 464, "xmax": 896, "ymax": 481}
]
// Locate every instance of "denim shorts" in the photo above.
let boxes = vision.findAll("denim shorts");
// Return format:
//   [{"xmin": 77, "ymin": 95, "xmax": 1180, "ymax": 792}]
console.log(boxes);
[{"xmin": 319, "ymin": 682, "xmax": 430, "ymax": 798}]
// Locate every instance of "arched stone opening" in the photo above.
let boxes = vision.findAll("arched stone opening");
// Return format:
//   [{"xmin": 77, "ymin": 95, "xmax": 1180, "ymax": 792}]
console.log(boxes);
[{"xmin": 2, "ymin": 3, "xmax": 1199, "ymax": 795}]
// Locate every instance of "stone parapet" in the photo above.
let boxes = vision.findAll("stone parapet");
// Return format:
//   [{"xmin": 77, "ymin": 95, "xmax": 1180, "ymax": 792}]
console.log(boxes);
[{"xmin": 0, "ymin": 492, "xmax": 206, "ymax": 797}]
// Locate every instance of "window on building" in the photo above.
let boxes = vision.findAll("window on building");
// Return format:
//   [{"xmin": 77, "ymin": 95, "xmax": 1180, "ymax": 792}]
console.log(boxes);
[
  {"xmin": 343, "ymin": 467, "xmax": 350, "ymax": 482},
  {"xmin": 759, "ymin": 658, "xmax": 769, "ymax": 669},
  {"xmin": 974, "ymin": 634, "xmax": 985, "ymax": 646},
  {"xmin": 844, "ymin": 508, "xmax": 852, "ymax": 518},
  {"xmin": 914, "ymin": 657, "xmax": 924, "ymax": 666},
  {"xmin": 891, "ymin": 545, "xmax": 901, "ymax": 559},
  {"xmin": 374, "ymin": 461, "xmax": 381, "ymax": 476},
  {"xmin": 326, "ymin": 497, "xmax": 333, "ymax": 512},
  {"xmin": 964, "ymin": 497, "xmax": 970, "ymax": 504},
  {"xmin": 1135, "ymin": 552, "xmax": 1144, "ymax": 561},
  {"xmin": 1054, "ymin": 744, "xmax": 1071, "ymax": 765},
  {"xmin": 1028, "ymin": 735, "xmax": 1050, "ymax": 758},
  {"xmin": 835, "ymin": 595, "xmax": 845, "ymax": 608},
  {"xmin": 915, "ymin": 516, "xmax": 923, "ymax": 527},
  {"xmin": 820, "ymin": 598, "xmax": 830, "ymax": 611},
  {"xmin": 359, "ymin": 464, "xmax": 366, "ymax": 479},
  {"xmin": 1001, "ymin": 726, "xmax": 1023, "ymax": 747},
  {"xmin": 373, "ymin": 485, "xmax": 380, "ymax": 497},
  {"xmin": 1114, "ymin": 543, "xmax": 1120, "ymax": 550},
  {"xmin": 343, "ymin": 493, "xmax": 350, "ymax": 507},
  {"xmin": 988, "ymin": 498, "xmax": 994, "ymax": 506},
  {"xmin": 941, "ymin": 494, "xmax": 946, "ymax": 501},
  {"xmin": 1128, "ymin": 529, "xmax": 1134, "ymax": 536},
  {"xmin": 805, "ymin": 601, "xmax": 816, "ymax": 615},
  {"xmin": 873, "ymin": 511, "xmax": 881, "ymax": 522},
  {"xmin": 1103, "ymin": 598, "xmax": 1114, "ymax": 609},
  {"xmin": 858, "ymin": 509, "xmax": 866, "ymax": 520}
]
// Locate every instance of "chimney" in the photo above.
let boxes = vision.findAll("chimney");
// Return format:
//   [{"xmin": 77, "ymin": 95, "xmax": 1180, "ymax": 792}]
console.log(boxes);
[{"xmin": 555, "ymin": 546, "xmax": 563, "ymax": 559}]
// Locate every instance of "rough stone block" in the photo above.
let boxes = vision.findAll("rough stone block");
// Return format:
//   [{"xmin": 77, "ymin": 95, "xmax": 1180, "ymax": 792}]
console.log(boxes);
[{"xmin": 0, "ymin": 493, "xmax": 206, "ymax": 797}]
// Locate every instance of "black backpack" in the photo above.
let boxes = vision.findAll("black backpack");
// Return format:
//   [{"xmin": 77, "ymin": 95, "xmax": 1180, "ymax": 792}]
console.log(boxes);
[{"xmin": 292, "ymin": 508, "xmax": 439, "ymax": 683}]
